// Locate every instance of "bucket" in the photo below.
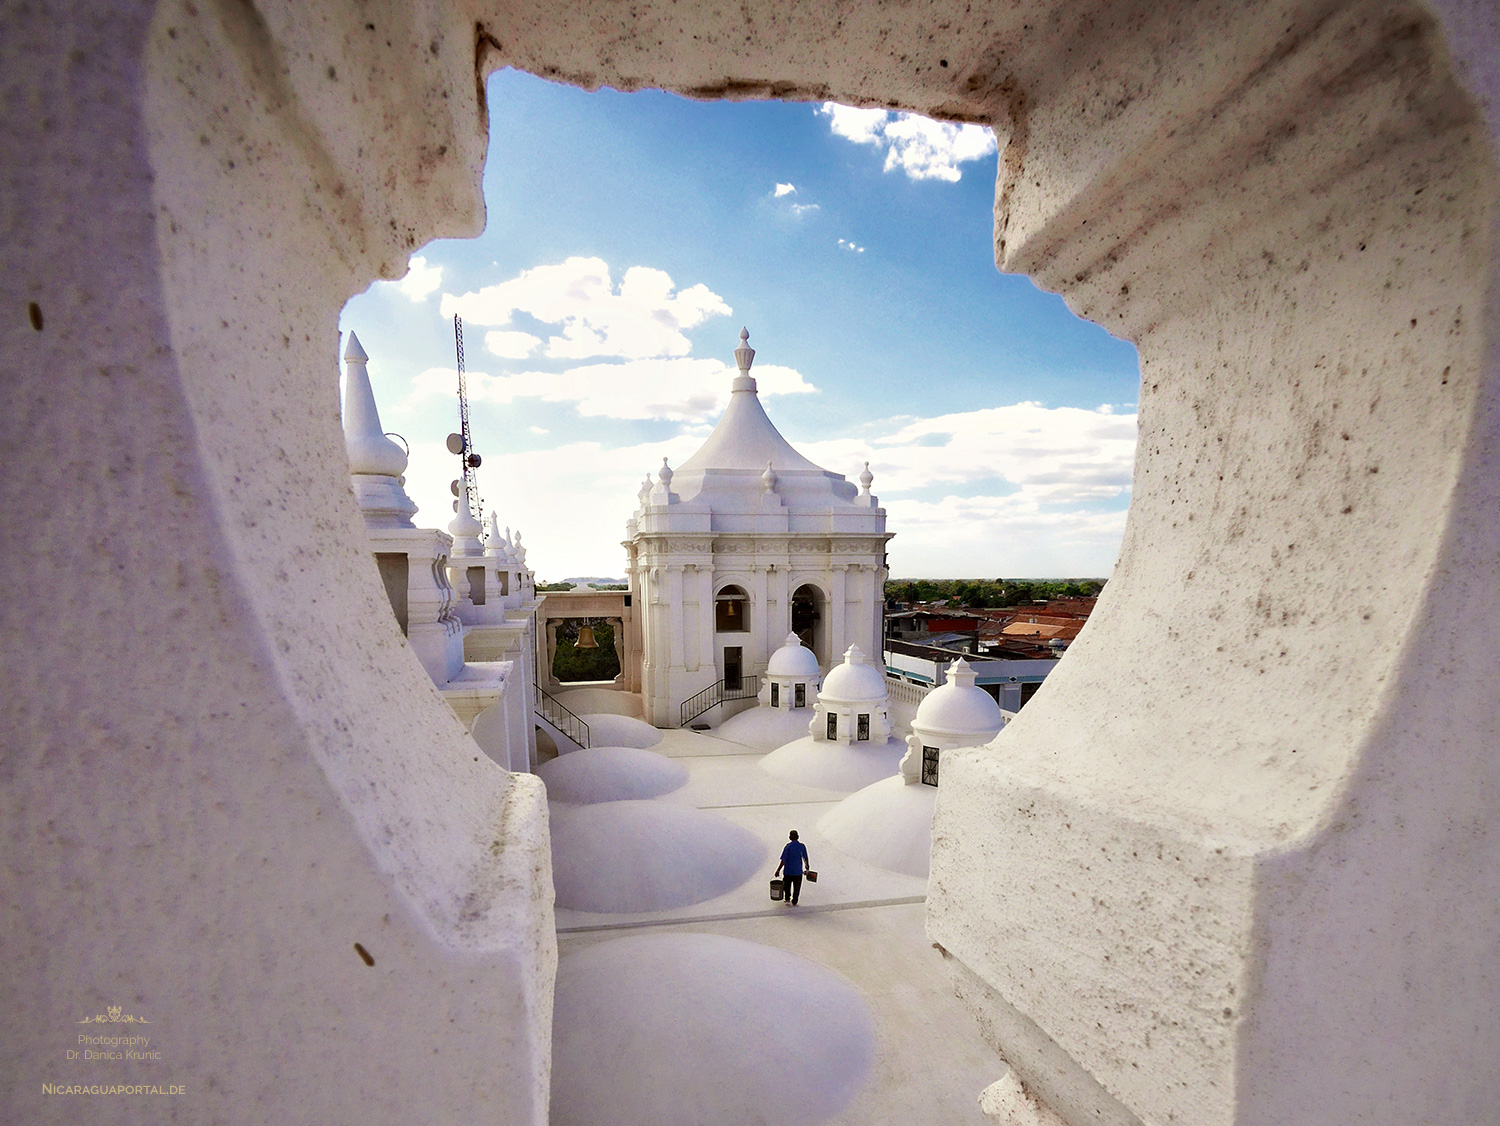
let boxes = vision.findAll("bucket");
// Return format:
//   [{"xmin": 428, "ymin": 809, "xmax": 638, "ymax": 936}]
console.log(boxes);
[{"xmin": 769, "ymin": 878, "xmax": 784, "ymax": 901}]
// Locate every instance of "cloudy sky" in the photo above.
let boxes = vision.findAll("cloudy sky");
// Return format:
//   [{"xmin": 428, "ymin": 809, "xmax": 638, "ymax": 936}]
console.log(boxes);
[{"xmin": 339, "ymin": 69, "xmax": 1141, "ymax": 580}]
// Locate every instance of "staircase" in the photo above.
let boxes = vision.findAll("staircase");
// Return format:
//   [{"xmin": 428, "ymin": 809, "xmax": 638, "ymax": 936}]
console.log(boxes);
[
  {"xmin": 535, "ymin": 685, "xmax": 590, "ymax": 752},
  {"xmin": 679, "ymin": 675, "xmax": 761, "ymax": 728}
]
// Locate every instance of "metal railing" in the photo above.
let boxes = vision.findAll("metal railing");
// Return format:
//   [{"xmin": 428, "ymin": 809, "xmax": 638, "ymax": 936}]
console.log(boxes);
[
  {"xmin": 535, "ymin": 685, "xmax": 590, "ymax": 749},
  {"xmin": 884, "ymin": 675, "xmax": 934, "ymax": 708},
  {"xmin": 679, "ymin": 675, "xmax": 762, "ymax": 727}
]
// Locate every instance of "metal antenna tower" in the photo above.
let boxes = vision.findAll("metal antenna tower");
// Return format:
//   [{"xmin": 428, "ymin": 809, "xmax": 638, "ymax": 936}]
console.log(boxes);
[{"xmin": 446, "ymin": 314, "xmax": 482, "ymax": 521}]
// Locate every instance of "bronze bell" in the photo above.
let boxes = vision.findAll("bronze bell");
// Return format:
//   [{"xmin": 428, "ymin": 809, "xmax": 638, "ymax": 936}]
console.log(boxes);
[{"xmin": 576, "ymin": 624, "xmax": 599, "ymax": 650}]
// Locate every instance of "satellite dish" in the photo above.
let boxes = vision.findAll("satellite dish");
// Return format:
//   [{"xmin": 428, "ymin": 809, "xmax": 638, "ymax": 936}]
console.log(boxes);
[
  {"xmin": 450, "ymin": 480, "xmax": 461, "ymax": 497},
  {"xmin": 446, "ymin": 432, "xmax": 465, "ymax": 455},
  {"xmin": 466, "ymin": 453, "xmax": 482, "ymax": 469}
]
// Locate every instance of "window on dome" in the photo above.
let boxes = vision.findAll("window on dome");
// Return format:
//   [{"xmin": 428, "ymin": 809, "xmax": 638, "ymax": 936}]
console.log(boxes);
[
  {"xmin": 922, "ymin": 746, "xmax": 941, "ymax": 787},
  {"xmin": 770, "ymin": 682, "xmax": 780, "ymax": 708},
  {"xmin": 715, "ymin": 586, "xmax": 749, "ymax": 632},
  {"xmin": 794, "ymin": 683, "xmax": 806, "ymax": 709},
  {"xmin": 826, "ymin": 713, "xmax": 837, "ymax": 740},
  {"xmin": 857, "ymin": 713, "xmax": 870, "ymax": 741}
]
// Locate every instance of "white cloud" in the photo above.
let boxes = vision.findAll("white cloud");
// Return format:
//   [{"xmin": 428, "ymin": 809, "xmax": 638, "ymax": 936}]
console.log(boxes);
[
  {"xmin": 441, "ymin": 257, "xmax": 731, "ymax": 361},
  {"xmin": 838, "ymin": 238, "xmax": 866, "ymax": 253},
  {"xmin": 406, "ymin": 358, "xmax": 815, "ymax": 423},
  {"xmin": 817, "ymin": 103, "xmax": 997, "ymax": 183},
  {"xmin": 529, "ymin": 425, "xmax": 549, "ymax": 435},
  {"xmin": 790, "ymin": 203, "xmax": 820, "ymax": 216},
  {"xmin": 773, "ymin": 183, "xmax": 797, "ymax": 197},
  {"xmin": 397, "ymin": 255, "xmax": 444, "ymax": 301},
  {"xmin": 485, "ymin": 329, "xmax": 541, "ymax": 359}
]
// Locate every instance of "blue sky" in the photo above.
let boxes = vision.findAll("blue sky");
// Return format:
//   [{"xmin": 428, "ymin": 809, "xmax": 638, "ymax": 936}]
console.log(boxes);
[{"xmin": 340, "ymin": 68, "xmax": 1141, "ymax": 580}]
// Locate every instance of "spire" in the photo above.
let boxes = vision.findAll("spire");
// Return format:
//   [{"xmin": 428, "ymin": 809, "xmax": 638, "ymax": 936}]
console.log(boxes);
[
  {"xmin": 732, "ymin": 326, "xmax": 757, "ymax": 393},
  {"xmin": 658, "ymin": 458, "xmax": 674, "ymax": 487},
  {"xmin": 485, "ymin": 509, "xmax": 505, "ymax": 556},
  {"xmin": 859, "ymin": 461, "xmax": 874, "ymax": 494},
  {"xmin": 448, "ymin": 475, "xmax": 483, "ymax": 549},
  {"xmin": 342, "ymin": 332, "xmax": 407, "ymax": 477}
]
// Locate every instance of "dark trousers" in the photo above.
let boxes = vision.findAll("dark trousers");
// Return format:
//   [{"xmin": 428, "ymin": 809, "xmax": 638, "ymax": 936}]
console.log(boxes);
[{"xmin": 783, "ymin": 873, "xmax": 803, "ymax": 904}]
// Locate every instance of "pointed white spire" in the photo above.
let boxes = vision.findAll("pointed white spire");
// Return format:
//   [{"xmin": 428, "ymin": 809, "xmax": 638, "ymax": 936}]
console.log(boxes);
[
  {"xmin": 448, "ymin": 476, "xmax": 483, "ymax": 549},
  {"xmin": 485, "ymin": 509, "xmax": 505, "ymax": 556},
  {"xmin": 342, "ymin": 332, "xmax": 407, "ymax": 477},
  {"xmin": 514, "ymin": 529, "xmax": 527, "ymax": 564}
]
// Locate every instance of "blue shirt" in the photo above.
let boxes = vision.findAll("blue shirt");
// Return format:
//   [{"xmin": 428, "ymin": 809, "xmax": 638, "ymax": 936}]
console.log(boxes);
[{"xmin": 780, "ymin": 841, "xmax": 809, "ymax": 877}]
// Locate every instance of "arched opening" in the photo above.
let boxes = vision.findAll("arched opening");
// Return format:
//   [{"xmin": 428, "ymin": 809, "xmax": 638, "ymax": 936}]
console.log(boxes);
[
  {"xmin": 22, "ymin": 7, "xmax": 1490, "ymax": 1126},
  {"xmin": 791, "ymin": 583, "xmax": 826, "ymax": 667},
  {"xmin": 551, "ymin": 617, "xmax": 620, "ymax": 683},
  {"xmin": 714, "ymin": 585, "xmax": 749, "ymax": 633}
]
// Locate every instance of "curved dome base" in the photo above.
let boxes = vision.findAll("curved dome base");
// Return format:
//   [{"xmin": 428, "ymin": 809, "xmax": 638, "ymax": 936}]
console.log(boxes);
[
  {"xmin": 759, "ymin": 735, "xmax": 904, "ymax": 792},
  {"xmin": 714, "ymin": 705, "xmax": 814, "ymax": 751},
  {"xmin": 577, "ymin": 713, "xmax": 662, "ymax": 749},
  {"xmin": 818, "ymin": 775, "xmax": 937, "ymax": 879},
  {"xmin": 537, "ymin": 747, "xmax": 688, "ymax": 804},
  {"xmin": 553, "ymin": 933, "xmax": 875, "ymax": 1126},
  {"xmin": 549, "ymin": 800, "xmax": 764, "ymax": 912}
]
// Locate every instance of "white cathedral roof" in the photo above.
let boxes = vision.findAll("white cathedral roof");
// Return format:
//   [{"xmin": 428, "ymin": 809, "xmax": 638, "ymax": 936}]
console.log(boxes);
[
  {"xmin": 913, "ymin": 658, "xmax": 1004, "ymax": 742},
  {"xmin": 663, "ymin": 329, "xmax": 860, "ymax": 510},
  {"xmin": 820, "ymin": 644, "xmax": 888, "ymax": 704},
  {"xmin": 766, "ymin": 633, "xmax": 821, "ymax": 678}
]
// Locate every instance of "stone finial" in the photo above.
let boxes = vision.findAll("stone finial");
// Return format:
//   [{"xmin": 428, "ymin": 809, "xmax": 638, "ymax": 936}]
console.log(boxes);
[
  {"xmin": 859, "ymin": 461, "xmax": 874, "ymax": 493},
  {"xmin": 732, "ymin": 327, "xmax": 757, "ymax": 392},
  {"xmin": 638, "ymin": 475, "xmax": 653, "ymax": 504},
  {"xmin": 761, "ymin": 460, "xmax": 778, "ymax": 494},
  {"xmin": 949, "ymin": 657, "xmax": 977, "ymax": 689},
  {"xmin": 658, "ymin": 457, "xmax": 674, "ymax": 486},
  {"xmin": 448, "ymin": 476, "xmax": 483, "ymax": 545},
  {"xmin": 843, "ymin": 643, "xmax": 868, "ymax": 666},
  {"xmin": 514, "ymin": 529, "xmax": 526, "ymax": 564},
  {"xmin": 341, "ymin": 331, "xmax": 408, "ymax": 477}
]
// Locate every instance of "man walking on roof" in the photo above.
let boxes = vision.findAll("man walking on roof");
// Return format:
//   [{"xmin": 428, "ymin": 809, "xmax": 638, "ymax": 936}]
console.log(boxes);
[{"xmin": 775, "ymin": 830, "xmax": 810, "ymax": 905}]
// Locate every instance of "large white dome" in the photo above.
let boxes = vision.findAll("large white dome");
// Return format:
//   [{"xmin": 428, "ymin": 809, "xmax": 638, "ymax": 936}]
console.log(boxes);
[
  {"xmin": 819, "ymin": 644, "xmax": 887, "ymax": 704},
  {"xmin": 767, "ymin": 632, "xmax": 820, "ymax": 677},
  {"xmin": 913, "ymin": 659, "xmax": 1004, "ymax": 742}
]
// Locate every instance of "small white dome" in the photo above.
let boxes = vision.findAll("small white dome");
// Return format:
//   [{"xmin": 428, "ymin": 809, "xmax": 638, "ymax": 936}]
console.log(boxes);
[
  {"xmin": 820, "ymin": 644, "xmax": 888, "ymax": 704},
  {"xmin": 767, "ymin": 633, "xmax": 820, "ymax": 677},
  {"xmin": 914, "ymin": 659, "xmax": 1003, "ymax": 742}
]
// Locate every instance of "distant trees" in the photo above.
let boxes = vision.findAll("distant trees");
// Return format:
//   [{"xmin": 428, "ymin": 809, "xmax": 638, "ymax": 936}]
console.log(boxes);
[
  {"xmin": 885, "ymin": 578, "xmax": 1105, "ymax": 607},
  {"xmin": 552, "ymin": 619, "xmax": 620, "ymax": 682}
]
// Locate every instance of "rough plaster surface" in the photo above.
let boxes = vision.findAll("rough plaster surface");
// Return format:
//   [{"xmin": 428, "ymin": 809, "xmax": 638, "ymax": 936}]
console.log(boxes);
[
  {"xmin": 714, "ymin": 702, "xmax": 819, "ymax": 750},
  {"xmin": 552, "ymin": 933, "xmax": 875, "ymax": 1126},
  {"xmin": 5, "ymin": 0, "xmax": 1499, "ymax": 1123}
]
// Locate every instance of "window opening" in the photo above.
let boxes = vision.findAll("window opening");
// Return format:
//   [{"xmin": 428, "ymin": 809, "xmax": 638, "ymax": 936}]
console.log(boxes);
[
  {"xmin": 715, "ymin": 586, "xmax": 749, "ymax": 632},
  {"xmin": 467, "ymin": 566, "xmax": 486, "ymax": 606},
  {"xmin": 374, "ymin": 552, "xmax": 409, "ymax": 636},
  {"xmin": 857, "ymin": 713, "xmax": 870, "ymax": 741},
  {"xmin": 794, "ymin": 683, "xmax": 806, "ymax": 709},
  {"xmin": 922, "ymin": 746, "xmax": 941, "ymax": 787},
  {"xmin": 770, "ymin": 682, "xmax": 780, "ymax": 708},
  {"xmin": 826, "ymin": 712, "xmax": 838, "ymax": 740},
  {"xmin": 724, "ymin": 646, "xmax": 743, "ymax": 691}
]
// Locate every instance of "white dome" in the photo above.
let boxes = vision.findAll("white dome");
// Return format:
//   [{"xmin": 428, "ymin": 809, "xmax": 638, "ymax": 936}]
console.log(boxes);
[
  {"xmin": 767, "ymin": 633, "xmax": 820, "ymax": 677},
  {"xmin": 819, "ymin": 644, "xmax": 887, "ymax": 704},
  {"xmin": 914, "ymin": 659, "xmax": 1004, "ymax": 742}
]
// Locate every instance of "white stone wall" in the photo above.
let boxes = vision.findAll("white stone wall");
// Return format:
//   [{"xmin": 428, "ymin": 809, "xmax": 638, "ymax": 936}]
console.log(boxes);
[{"xmin": 7, "ymin": 2, "xmax": 1500, "ymax": 1124}]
